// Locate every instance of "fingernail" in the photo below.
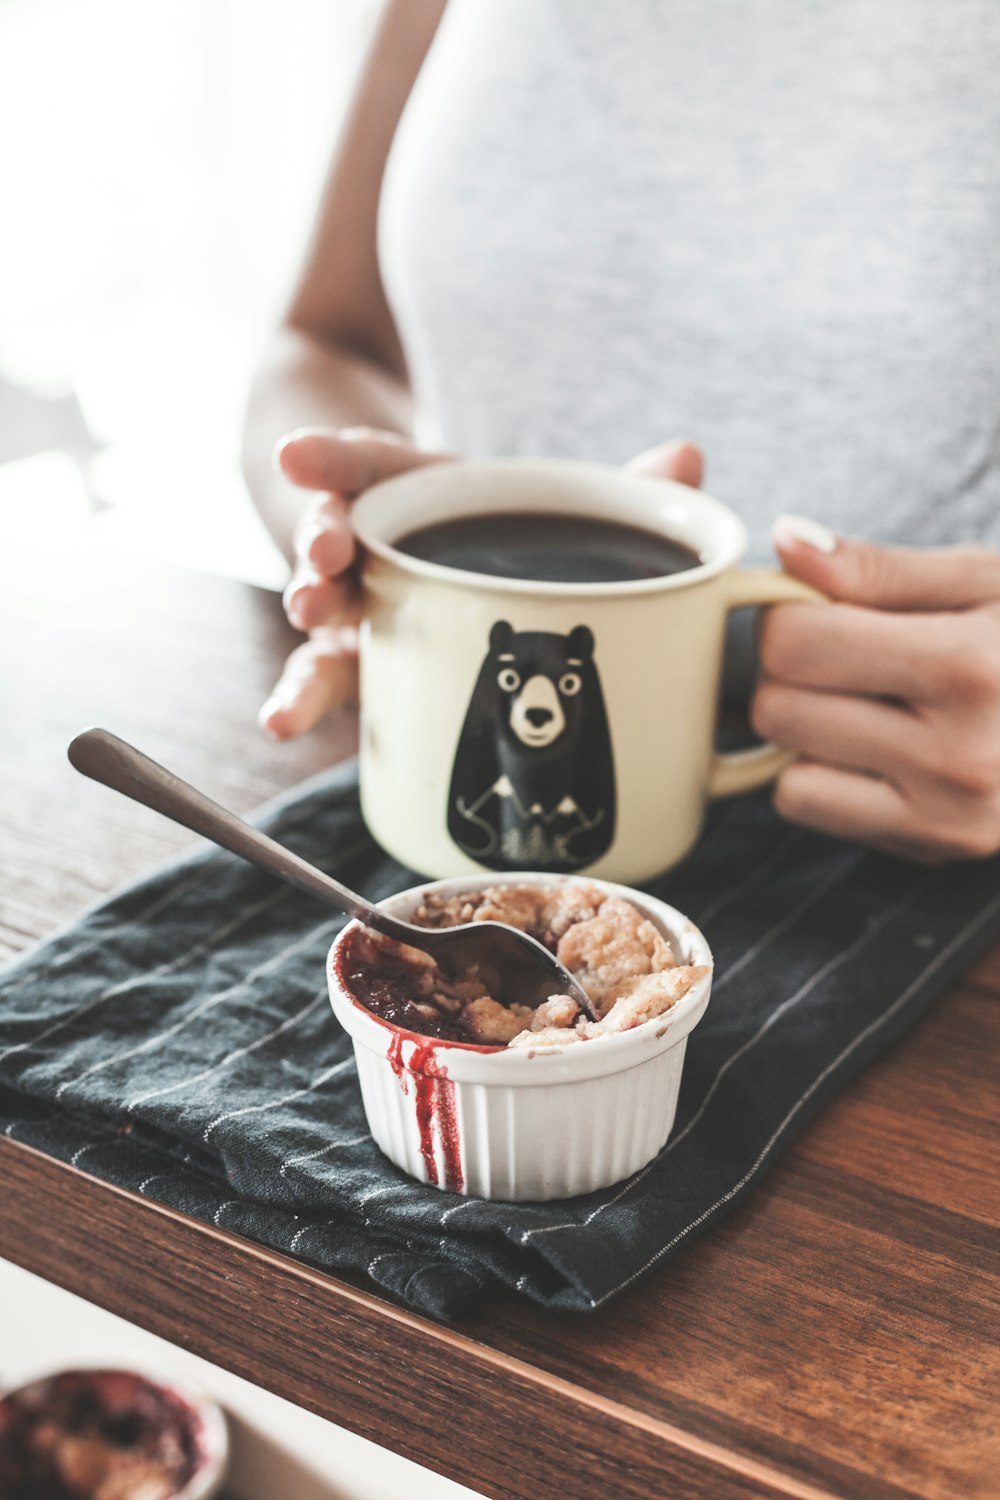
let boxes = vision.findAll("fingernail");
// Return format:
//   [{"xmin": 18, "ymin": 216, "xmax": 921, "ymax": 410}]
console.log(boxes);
[
  {"xmin": 282, "ymin": 585, "xmax": 309, "ymax": 630},
  {"xmin": 772, "ymin": 514, "xmax": 838, "ymax": 555},
  {"xmin": 283, "ymin": 570, "xmax": 321, "ymax": 623},
  {"xmin": 271, "ymin": 435, "xmax": 293, "ymax": 473},
  {"xmin": 272, "ymin": 426, "xmax": 330, "ymax": 472},
  {"xmin": 257, "ymin": 697, "xmax": 287, "ymax": 738},
  {"xmin": 294, "ymin": 521, "xmax": 327, "ymax": 563}
]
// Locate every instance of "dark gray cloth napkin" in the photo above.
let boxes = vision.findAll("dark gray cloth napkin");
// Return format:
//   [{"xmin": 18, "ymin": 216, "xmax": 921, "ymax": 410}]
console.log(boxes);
[{"xmin": 2, "ymin": 759, "xmax": 998, "ymax": 1321}]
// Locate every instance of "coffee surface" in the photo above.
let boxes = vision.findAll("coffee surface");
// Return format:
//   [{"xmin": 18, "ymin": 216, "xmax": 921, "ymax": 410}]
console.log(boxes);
[{"xmin": 394, "ymin": 511, "xmax": 702, "ymax": 584}]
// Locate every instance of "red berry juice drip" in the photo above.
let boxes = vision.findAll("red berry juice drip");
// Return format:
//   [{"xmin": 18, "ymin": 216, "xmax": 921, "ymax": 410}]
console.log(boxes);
[
  {"xmin": 336, "ymin": 932, "xmax": 503, "ymax": 1196},
  {"xmin": 385, "ymin": 1032, "xmax": 463, "ymax": 1193}
]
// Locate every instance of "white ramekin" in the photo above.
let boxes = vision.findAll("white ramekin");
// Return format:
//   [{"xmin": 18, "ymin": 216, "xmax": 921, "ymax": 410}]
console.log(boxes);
[
  {"xmin": 0, "ymin": 1370, "xmax": 228, "ymax": 1500},
  {"xmin": 328, "ymin": 874, "xmax": 713, "ymax": 1201}
]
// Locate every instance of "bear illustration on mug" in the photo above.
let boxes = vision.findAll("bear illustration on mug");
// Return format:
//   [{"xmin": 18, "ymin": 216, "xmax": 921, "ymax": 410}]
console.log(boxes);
[{"xmin": 447, "ymin": 620, "xmax": 616, "ymax": 871}]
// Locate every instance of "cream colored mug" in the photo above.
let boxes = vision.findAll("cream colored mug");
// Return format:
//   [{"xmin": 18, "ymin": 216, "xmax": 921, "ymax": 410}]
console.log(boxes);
[{"xmin": 351, "ymin": 459, "xmax": 823, "ymax": 884}]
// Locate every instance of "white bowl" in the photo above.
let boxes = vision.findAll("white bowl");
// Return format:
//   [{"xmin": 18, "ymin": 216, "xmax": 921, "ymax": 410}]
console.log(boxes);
[
  {"xmin": 0, "ymin": 1369, "xmax": 228, "ymax": 1500},
  {"xmin": 327, "ymin": 874, "xmax": 713, "ymax": 1201}
]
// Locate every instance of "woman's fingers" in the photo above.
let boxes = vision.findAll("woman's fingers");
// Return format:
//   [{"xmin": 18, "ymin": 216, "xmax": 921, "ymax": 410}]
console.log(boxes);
[
  {"xmin": 751, "ymin": 680, "xmax": 914, "ymax": 780},
  {"xmin": 773, "ymin": 761, "xmax": 914, "ymax": 849},
  {"xmin": 259, "ymin": 631, "xmax": 359, "ymax": 740},
  {"xmin": 773, "ymin": 762, "xmax": 953, "ymax": 858},
  {"xmin": 758, "ymin": 601, "xmax": 959, "ymax": 703},
  {"xmin": 284, "ymin": 492, "xmax": 360, "ymax": 629},
  {"xmin": 283, "ymin": 572, "xmax": 361, "ymax": 633},
  {"xmin": 292, "ymin": 493, "xmax": 355, "ymax": 577},
  {"xmin": 773, "ymin": 760, "xmax": 998, "ymax": 862},
  {"xmin": 773, "ymin": 516, "xmax": 1000, "ymax": 612},
  {"xmin": 275, "ymin": 426, "xmax": 450, "ymax": 495},
  {"xmin": 777, "ymin": 761, "xmax": 947, "ymax": 860},
  {"xmin": 625, "ymin": 439, "xmax": 704, "ymax": 488},
  {"xmin": 274, "ymin": 428, "xmax": 451, "ymax": 709}
]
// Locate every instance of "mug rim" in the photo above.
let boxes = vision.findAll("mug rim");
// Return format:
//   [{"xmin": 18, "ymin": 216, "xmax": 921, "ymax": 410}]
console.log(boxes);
[{"xmin": 351, "ymin": 456, "xmax": 748, "ymax": 598}]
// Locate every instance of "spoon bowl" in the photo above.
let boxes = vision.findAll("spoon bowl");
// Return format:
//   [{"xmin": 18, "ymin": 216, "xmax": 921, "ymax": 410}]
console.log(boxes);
[{"xmin": 67, "ymin": 729, "xmax": 598, "ymax": 1020}]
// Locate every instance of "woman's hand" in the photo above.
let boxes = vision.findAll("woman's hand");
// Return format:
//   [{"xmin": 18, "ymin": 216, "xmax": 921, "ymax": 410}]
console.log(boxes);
[
  {"xmin": 756, "ymin": 516, "xmax": 1000, "ymax": 862},
  {"xmin": 259, "ymin": 427, "xmax": 449, "ymax": 739},
  {"xmin": 262, "ymin": 431, "xmax": 704, "ymax": 739}
]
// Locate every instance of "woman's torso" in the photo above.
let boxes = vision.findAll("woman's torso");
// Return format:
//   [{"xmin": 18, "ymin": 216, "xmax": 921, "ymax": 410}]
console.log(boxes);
[{"xmin": 379, "ymin": 0, "xmax": 1000, "ymax": 556}]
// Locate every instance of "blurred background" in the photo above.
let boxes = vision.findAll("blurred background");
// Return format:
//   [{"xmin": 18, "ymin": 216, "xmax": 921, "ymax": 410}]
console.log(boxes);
[{"xmin": 0, "ymin": 0, "xmax": 377, "ymax": 589}]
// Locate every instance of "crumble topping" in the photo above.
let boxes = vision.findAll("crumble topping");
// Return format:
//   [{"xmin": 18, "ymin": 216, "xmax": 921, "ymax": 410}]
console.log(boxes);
[{"xmin": 341, "ymin": 882, "xmax": 709, "ymax": 1051}]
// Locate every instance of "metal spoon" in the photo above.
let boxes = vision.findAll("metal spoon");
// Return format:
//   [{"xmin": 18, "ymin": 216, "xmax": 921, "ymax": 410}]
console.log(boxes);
[{"xmin": 67, "ymin": 728, "xmax": 597, "ymax": 1018}]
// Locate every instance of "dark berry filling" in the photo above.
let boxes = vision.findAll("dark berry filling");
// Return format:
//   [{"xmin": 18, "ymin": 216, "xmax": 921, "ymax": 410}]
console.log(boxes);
[
  {"xmin": 339, "ymin": 927, "xmax": 487, "ymax": 1044},
  {"xmin": 0, "ymin": 1370, "xmax": 203, "ymax": 1500}
]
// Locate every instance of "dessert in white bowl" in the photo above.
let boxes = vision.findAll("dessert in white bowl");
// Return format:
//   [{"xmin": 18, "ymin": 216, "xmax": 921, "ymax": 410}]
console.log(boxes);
[
  {"xmin": 328, "ymin": 874, "xmax": 713, "ymax": 1201},
  {"xmin": 0, "ymin": 1369, "xmax": 228, "ymax": 1500}
]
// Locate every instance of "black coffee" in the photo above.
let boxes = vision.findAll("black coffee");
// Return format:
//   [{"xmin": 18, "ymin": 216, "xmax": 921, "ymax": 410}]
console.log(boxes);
[{"xmin": 395, "ymin": 512, "xmax": 702, "ymax": 584}]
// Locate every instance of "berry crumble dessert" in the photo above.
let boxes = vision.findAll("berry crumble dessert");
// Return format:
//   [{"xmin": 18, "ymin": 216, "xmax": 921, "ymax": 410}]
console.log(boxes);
[
  {"xmin": 0, "ymin": 1370, "xmax": 207, "ymax": 1500},
  {"xmin": 338, "ymin": 880, "xmax": 709, "ymax": 1050}
]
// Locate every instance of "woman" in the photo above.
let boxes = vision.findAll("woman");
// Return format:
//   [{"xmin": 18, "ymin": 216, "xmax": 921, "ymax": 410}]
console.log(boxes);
[{"xmin": 242, "ymin": 0, "xmax": 1000, "ymax": 862}]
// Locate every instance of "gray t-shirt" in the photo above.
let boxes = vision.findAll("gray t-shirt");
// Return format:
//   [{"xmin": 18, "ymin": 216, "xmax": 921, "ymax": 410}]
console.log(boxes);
[{"xmin": 379, "ymin": 0, "xmax": 1000, "ymax": 559}]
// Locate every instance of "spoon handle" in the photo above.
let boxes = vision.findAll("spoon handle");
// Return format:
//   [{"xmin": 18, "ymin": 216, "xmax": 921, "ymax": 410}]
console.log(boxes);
[{"xmin": 68, "ymin": 727, "xmax": 388, "ymax": 931}]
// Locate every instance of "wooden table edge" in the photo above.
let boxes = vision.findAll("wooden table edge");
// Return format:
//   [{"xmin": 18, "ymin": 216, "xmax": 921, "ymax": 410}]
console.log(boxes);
[{"xmin": 0, "ymin": 1136, "xmax": 840, "ymax": 1500}]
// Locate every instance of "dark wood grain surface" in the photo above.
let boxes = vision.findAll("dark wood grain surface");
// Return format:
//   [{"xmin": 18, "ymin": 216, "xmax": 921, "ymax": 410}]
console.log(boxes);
[
  {"xmin": 1, "ymin": 540, "xmax": 997, "ymax": 1500},
  {"xmin": 0, "ymin": 543, "xmax": 357, "ymax": 959}
]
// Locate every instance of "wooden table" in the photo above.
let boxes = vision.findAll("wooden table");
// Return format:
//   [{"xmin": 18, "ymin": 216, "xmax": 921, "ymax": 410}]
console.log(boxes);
[{"xmin": 1, "ymin": 541, "xmax": 997, "ymax": 1500}]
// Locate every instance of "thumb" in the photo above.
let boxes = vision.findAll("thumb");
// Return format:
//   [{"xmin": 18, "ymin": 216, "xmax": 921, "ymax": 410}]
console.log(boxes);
[
  {"xmin": 772, "ymin": 513, "xmax": 1000, "ymax": 611},
  {"xmin": 626, "ymin": 439, "xmax": 704, "ymax": 489}
]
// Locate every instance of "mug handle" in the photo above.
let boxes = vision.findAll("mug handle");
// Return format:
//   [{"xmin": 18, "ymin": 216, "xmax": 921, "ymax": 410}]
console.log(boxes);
[{"xmin": 708, "ymin": 568, "xmax": 830, "ymax": 799}]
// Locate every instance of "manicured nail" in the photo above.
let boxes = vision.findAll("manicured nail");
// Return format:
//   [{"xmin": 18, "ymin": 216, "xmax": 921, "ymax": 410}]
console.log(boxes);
[
  {"xmin": 282, "ymin": 589, "xmax": 306, "ymax": 631},
  {"xmin": 271, "ymin": 435, "xmax": 293, "ymax": 473},
  {"xmin": 271, "ymin": 426, "xmax": 329, "ymax": 472},
  {"xmin": 257, "ymin": 698, "xmax": 286, "ymax": 738},
  {"xmin": 772, "ymin": 514, "xmax": 837, "ymax": 555},
  {"xmin": 294, "ymin": 520, "xmax": 327, "ymax": 564},
  {"xmin": 283, "ymin": 570, "xmax": 322, "ymax": 627}
]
